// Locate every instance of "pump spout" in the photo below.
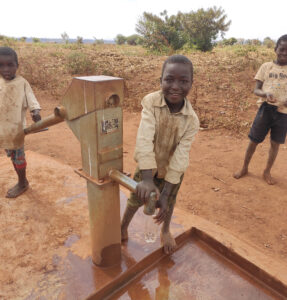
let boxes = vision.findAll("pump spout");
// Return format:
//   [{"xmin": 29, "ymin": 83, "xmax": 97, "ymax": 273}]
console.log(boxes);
[{"xmin": 24, "ymin": 106, "xmax": 66, "ymax": 135}]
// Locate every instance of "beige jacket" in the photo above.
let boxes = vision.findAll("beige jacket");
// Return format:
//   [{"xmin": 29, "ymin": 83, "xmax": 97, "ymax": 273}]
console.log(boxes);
[
  {"xmin": 0, "ymin": 75, "xmax": 41, "ymax": 149},
  {"xmin": 134, "ymin": 90, "xmax": 199, "ymax": 184}
]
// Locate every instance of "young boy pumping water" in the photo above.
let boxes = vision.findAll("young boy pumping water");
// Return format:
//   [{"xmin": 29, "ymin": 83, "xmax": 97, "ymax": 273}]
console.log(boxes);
[
  {"xmin": 121, "ymin": 55, "xmax": 199, "ymax": 254},
  {"xmin": 0, "ymin": 47, "xmax": 41, "ymax": 197},
  {"xmin": 234, "ymin": 35, "xmax": 287, "ymax": 184}
]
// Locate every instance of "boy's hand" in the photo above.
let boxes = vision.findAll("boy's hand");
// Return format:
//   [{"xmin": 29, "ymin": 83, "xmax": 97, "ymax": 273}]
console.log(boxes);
[
  {"xmin": 154, "ymin": 195, "xmax": 168, "ymax": 224},
  {"xmin": 31, "ymin": 109, "xmax": 41, "ymax": 122},
  {"xmin": 266, "ymin": 93, "xmax": 276, "ymax": 103},
  {"xmin": 136, "ymin": 179, "xmax": 160, "ymax": 204}
]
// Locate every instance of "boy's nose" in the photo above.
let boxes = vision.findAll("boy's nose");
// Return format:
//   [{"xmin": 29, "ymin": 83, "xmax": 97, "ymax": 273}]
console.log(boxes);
[{"xmin": 171, "ymin": 80, "xmax": 180, "ymax": 90}]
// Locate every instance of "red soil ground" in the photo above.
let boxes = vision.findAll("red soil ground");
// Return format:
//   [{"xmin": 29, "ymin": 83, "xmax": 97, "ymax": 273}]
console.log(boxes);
[
  {"xmin": 0, "ymin": 81, "xmax": 286, "ymax": 299},
  {"xmin": 25, "ymin": 92, "xmax": 287, "ymax": 263}
]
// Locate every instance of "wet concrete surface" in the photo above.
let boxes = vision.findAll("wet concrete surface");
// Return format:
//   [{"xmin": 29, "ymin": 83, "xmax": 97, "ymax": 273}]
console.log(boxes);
[
  {"xmin": 110, "ymin": 236, "xmax": 280, "ymax": 300},
  {"xmin": 58, "ymin": 192, "xmax": 285, "ymax": 300}
]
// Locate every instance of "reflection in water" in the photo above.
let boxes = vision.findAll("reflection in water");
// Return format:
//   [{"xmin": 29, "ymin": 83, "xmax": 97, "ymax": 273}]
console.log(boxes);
[
  {"xmin": 114, "ymin": 238, "xmax": 278, "ymax": 300},
  {"xmin": 116, "ymin": 257, "xmax": 175, "ymax": 300},
  {"xmin": 155, "ymin": 257, "xmax": 175, "ymax": 300}
]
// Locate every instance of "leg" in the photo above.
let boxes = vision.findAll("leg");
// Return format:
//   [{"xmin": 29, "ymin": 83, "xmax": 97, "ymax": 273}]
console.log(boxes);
[
  {"xmin": 263, "ymin": 140, "xmax": 280, "ymax": 185},
  {"xmin": 160, "ymin": 203, "xmax": 177, "ymax": 254},
  {"xmin": 6, "ymin": 164, "xmax": 29, "ymax": 198},
  {"xmin": 6, "ymin": 148, "xmax": 29, "ymax": 198},
  {"xmin": 121, "ymin": 205, "xmax": 138, "ymax": 241},
  {"xmin": 159, "ymin": 175, "xmax": 184, "ymax": 254},
  {"xmin": 233, "ymin": 140, "xmax": 258, "ymax": 179}
]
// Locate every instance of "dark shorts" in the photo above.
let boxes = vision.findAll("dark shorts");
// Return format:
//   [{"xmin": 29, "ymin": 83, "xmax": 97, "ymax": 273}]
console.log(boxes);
[
  {"xmin": 5, "ymin": 147, "xmax": 27, "ymax": 169},
  {"xmin": 248, "ymin": 102, "xmax": 287, "ymax": 144},
  {"xmin": 127, "ymin": 168, "xmax": 184, "ymax": 209}
]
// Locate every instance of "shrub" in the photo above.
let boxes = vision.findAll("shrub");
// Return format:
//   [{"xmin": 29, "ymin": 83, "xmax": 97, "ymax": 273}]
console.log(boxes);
[
  {"xmin": 32, "ymin": 37, "xmax": 40, "ymax": 43},
  {"xmin": 66, "ymin": 52, "xmax": 95, "ymax": 74}
]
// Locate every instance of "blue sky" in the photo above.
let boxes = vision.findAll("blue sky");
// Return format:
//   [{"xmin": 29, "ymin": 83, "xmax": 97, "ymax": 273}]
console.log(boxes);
[{"xmin": 1, "ymin": 0, "xmax": 286, "ymax": 41}]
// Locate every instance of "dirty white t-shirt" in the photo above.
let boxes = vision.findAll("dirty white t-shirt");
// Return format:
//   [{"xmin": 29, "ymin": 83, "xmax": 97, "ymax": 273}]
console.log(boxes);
[
  {"xmin": 255, "ymin": 61, "xmax": 287, "ymax": 114},
  {"xmin": 0, "ymin": 75, "xmax": 41, "ymax": 149}
]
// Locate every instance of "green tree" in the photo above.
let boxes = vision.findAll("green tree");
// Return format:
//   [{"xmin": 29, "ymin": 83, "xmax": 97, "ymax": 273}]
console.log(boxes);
[
  {"xmin": 263, "ymin": 37, "xmax": 275, "ymax": 48},
  {"xmin": 136, "ymin": 11, "xmax": 187, "ymax": 52},
  {"xmin": 178, "ymin": 7, "xmax": 231, "ymax": 51},
  {"xmin": 76, "ymin": 36, "xmax": 83, "ymax": 44},
  {"xmin": 61, "ymin": 32, "xmax": 69, "ymax": 44},
  {"xmin": 136, "ymin": 7, "xmax": 230, "ymax": 52},
  {"xmin": 246, "ymin": 39, "xmax": 261, "ymax": 46},
  {"xmin": 126, "ymin": 34, "xmax": 141, "ymax": 45},
  {"xmin": 32, "ymin": 37, "xmax": 40, "ymax": 43},
  {"xmin": 115, "ymin": 34, "xmax": 126, "ymax": 45},
  {"xmin": 93, "ymin": 37, "xmax": 104, "ymax": 44},
  {"xmin": 222, "ymin": 37, "xmax": 237, "ymax": 46}
]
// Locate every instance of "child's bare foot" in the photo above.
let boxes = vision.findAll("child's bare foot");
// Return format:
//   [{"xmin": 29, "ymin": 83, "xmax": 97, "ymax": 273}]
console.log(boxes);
[
  {"xmin": 6, "ymin": 181, "xmax": 29, "ymax": 198},
  {"xmin": 263, "ymin": 171, "xmax": 276, "ymax": 185},
  {"xmin": 121, "ymin": 227, "xmax": 128, "ymax": 242},
  {"xmin": 233, "ymin": 168, "xmax": 248, "ymax": 179},
  {"xmin": 160, "ymin": 231, "xmax": 177, "ymax": 254}
]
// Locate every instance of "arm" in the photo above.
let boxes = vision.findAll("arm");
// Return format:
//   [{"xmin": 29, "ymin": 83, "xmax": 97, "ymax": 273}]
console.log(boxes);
[
  {"xmin": 155, "ymin": 114, "xmax": 199, "ymax": 224},
  {"xmin": 154, "ymin": 181, "xmax": 175, "ymax": 224},
  {"xmin": 24, "ymin": 80, "xmax": 42, "ymax": 122},
  {"xmin": 165, "ymin": 114, "xmax": 199, "ymax": 184},
  {"xmin": 134, "ymin": 96, "xmax": 160, "ymax": 203},
  {"xmin": 254, "ymin": 80, "xmax": 276, "ymax": 103}
]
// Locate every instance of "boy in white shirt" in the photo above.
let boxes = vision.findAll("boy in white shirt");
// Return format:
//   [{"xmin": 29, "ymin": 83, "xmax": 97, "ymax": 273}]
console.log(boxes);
[{"xmin": 0, "ymin": 47, "xmax": 41, "ymax": 197}]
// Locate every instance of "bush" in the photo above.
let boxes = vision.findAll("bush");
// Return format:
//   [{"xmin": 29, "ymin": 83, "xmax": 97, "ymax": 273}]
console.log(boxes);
[
  {"xmin": 66, "ymin": 52, "xmax": 95, "ymax": 74},
  {"xmin": 115, "ymin": 34, "xmax": 126, "ymax": 45},
  {"xmin": 32, "ymin": 37, "xmax": 40, "ymax": 43}
]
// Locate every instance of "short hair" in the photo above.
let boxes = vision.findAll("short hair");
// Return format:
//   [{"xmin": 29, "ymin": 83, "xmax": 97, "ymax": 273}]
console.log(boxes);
[
  {"xmin": 0, "ymin": 47, "xmax": 18, "ymax": 65},
  {"xmin": 161, "ymin": 54, "xmax": 193, "ymax": 79},
  {"xmin": 275, "ymin": 35, "xmax": 287, "ymax": 50}
]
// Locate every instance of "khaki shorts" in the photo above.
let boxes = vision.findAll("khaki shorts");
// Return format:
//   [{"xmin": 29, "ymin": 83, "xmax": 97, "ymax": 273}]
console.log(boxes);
[{"xmin": 127, "ymin": 168, "xmax": 183, "ymax": 209}]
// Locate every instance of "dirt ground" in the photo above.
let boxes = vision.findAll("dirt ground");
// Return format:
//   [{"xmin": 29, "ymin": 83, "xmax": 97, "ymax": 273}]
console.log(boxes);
[
  {"xmin": 0, "ymin": 87, "xmax": 286, "ymax": 299},
  {"xmin": 24, "ymin": 92, "xmax": 287, "ymax": 262}
]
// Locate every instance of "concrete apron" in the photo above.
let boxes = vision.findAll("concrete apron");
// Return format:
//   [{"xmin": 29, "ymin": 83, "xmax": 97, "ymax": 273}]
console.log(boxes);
[{"xmin": 1, "ymin": 151, "xmax": 286, "ymax": 299}]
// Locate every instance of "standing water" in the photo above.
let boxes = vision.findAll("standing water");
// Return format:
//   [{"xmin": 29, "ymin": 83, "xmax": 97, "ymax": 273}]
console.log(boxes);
[{"xmin": 144, "ymin": 214, "xmax": 158, "ymax": 243}]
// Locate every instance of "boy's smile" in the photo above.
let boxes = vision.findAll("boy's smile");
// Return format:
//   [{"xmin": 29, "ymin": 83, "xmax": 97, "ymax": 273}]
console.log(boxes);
[
  {"xmin": 0, "ymin": 55, "xmax": 18, "ymax": 80},
  {"xmin": 161, "ymin": 63, "xmax": 193, "ymax": 107}
]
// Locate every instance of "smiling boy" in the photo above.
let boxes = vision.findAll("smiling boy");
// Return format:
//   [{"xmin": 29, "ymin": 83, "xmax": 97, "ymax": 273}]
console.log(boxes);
[{"xmin": 121, "ymin": 55, "xmax": 199, "ymax": 254}]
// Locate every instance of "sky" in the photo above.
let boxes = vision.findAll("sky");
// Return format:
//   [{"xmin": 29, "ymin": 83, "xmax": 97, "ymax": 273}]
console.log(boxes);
[{"xmin": 1, "ymin": 0, "xmax": 286, "ymax": 41}]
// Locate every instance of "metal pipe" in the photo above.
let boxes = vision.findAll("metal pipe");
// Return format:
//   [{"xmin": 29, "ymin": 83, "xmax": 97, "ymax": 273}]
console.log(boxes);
[
  {"xmin": 24, "ymin": 106, "xmax": 66, "ymax": 135},
  {"xmin": 109, "ymin": 169, "xmax": 137, "ymax": 193},
  {"xmin": 109, "ymin": 169, "xmax": 157, "ymax": 215}
]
